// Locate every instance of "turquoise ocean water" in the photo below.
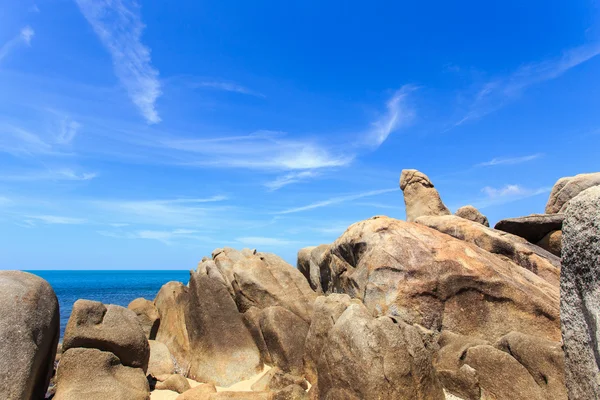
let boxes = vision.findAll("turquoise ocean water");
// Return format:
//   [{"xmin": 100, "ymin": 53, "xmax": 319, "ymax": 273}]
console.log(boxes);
[{"xmin": 28, "ymin": 270, "xmax": 191, "ymax": 339}]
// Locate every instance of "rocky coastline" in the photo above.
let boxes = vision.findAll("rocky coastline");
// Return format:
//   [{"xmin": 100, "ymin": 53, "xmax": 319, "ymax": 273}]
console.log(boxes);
[{"xmin": 1, "ymin": 169, "xmax": 599, "ymax": 400}]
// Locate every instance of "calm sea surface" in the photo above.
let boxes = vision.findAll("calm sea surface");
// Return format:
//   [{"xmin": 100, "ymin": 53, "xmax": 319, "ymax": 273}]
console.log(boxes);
[{"xmin": 28, "ymin": 270, "xmax": 191, "ymax": 339}]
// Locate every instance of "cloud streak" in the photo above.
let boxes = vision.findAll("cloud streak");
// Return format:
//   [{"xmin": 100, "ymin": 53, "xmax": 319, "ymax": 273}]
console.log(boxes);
[
  {"xmin": 0, "ymin": 168, "xmax": 97, "ymax": 182},
  {"xmin": 0, "ymin": 26, "xmax": 34, "ymax": 63},
  {"xmin": 194, "ymin": 80, "xmax": 265, "ymax": 98},
  {"xmin": 235, "ymin": 236, "xmax": 297, "ymax": 247},
  {"xmin": 477, "ymin": 153, "xmax": 542, "ymax": 167},
  {"xmin": 26, "ymin": 215, "xmax": 87, "ymax": 225},
  {"xmin": 276, "ymin": 188, "xmax": 398, "ymax": 214},
  {"xmin": 265, "ymin": 171, "xmax": 320, "ymax": 191},
  {"xmin": 74, "ymin": 0, "xmax": 162, "ymax": 124},
  {"xmin": 471, "ymin": 184, "xmax": 551, "ymax": 209},
  {"xmin": 97, "ymin": 228, "xmax": 211, "ymax": 245}
]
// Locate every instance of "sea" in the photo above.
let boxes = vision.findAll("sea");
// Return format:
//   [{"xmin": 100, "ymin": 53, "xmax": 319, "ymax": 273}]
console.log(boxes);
[{"xmin": 28, "ymin": 270, "xmax": 191, "ymax": 339}]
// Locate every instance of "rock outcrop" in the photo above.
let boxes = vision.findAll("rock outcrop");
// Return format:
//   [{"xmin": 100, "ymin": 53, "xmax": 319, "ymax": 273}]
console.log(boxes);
[
  {"xmin": 251, "ymin": 367, "xmax": 308, "ymax": 391},
  {"xmin": 154, "ymin": 267, "xmax": 261, "ymax": 386},
  {"xmin": 297, "ymin": 244, "xmax": 330, "ymax": 293},
  {"xmin": 155, "ymin": 374, "xmax": 191, "ymax": 393},
  {"xmin": 537, "ymin": 229, "xmax": 562, "ymax": 256},
  {"xmin": 455, "ymin": 205, "xmax": 489, "ymax": 226},
  {"xmin": 62, "ymin": 299, "xmax": 150, "ymax": 371},
  {"xmin": 546, "ymin": 172, "xmax": 600, "ymax": 213},
  {"xmin": 314, "ymin": 302, "xmax": 445, "ymax": 400},
  {"xmin": 128, "ymin": 297, "xmax": 160, "ymax": 339},
  {"xmin": 0, "ymin": 271, "xmax": 60, "ymax": 400},
  {"xmin": 494, "ymin": 214, "xmax": 564, "ymax": 244},
  {"xmin": 416, "ymin": 214, "xmax": 561, "ymax": 286},
  {"xmin": 560, "ymin": 185, "xmax": 600, "ymax": 399},
  {"xmin": 54, "ymin": 348, "xmax": 150, "ymax": 400},
  {"xmin": 148, "ymin": 340, "xmax": 176, "ymax": 377},
  {"xmin": 399, "ymin": 169, "xmax": 450, "ymax": 222}
]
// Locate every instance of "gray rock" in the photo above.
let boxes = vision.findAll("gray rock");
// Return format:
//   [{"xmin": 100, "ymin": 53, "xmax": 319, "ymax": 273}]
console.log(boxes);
[
  {"xmin": 128, "ymin": 297, "xmax": 160, "ymax": 339},
  {"xmin": 560, "ymin": 185, "xmax": 600, "ymax": 399},
  {"xmin": 54, "ymin": 348, "xmax": 150, "ymax": 400},
  {"xmin": 297, "ymin": 245, "xmax": 330, "ymax": 293},
  {"xmin": 455, "ymin": 205, "xmax": 489, "ymax": 227},
  {"xmin": 494, "ymin": 214, "xmax": 564, "ymax": 244},
  {"xmin": 546, "ymin": 172, "xmax": 600, "ymax": 213},
  {"xmin": 399, "ymin": 169, "xmax": 451, "ymax": 222},
  {"xmin": 0, "ymin": 271, "xmax": 59, "ymax": 400},
  {"xmin": 62, "ymin": 299, "xmax": 150, "ymax": 372}
]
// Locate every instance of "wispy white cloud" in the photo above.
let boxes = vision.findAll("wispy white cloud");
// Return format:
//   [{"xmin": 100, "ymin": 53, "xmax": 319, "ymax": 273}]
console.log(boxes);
[
  {"xmin": 0, "ymin": 26, "xmax": 35, "ymax": 62},
  {"xmin": 74, "ymin": 0, "xmax": 161, "ymax": 124},
  {"xmin": 26, "ymin": 215, "xmax": 87, "ymax": 224},
  {"xmin": 97, "ymin": 228, "xmax": 211, "ymax": 245},
  {"xmin": 29, "ymin": 4, "xmax": 41, "ymax": 13},
  {"xmin": 455, "ymin": 43, "xmax": 600, "ymax": 126},
  {"xmin": 56, "ymin": 118, "xmax": 82, "ymax": 144},
  {"xmin": 363, "ymin": 85, "xmax": 416, "ymax": 149},
  {"xmin": 471, "ymin": 184, "xmax": 551, "ymax": 209},
  {"xmin": 276, "ymin": 188, "xmax": 398, "ymax": 214},
  {"xmin": 0, "ymin": 168, "xmax": 97, "ymax": 182},
  {"xmin": 194, "ymin": 80, "xmax": 265, "ymax": 98},
  {"xmin": 265, "ymin": 171, "xmax": 320, "ymax": 191},
  {"xmin": 235, "ymin": 236, "xmax": 297, "ymax": 247},
  {"xmin": 0, "ymin": 124, "xmax": 55, "ymax": 155},
  {"xmin": 477, "ymin": 153, "xmax": 543, "ymax": 167}
]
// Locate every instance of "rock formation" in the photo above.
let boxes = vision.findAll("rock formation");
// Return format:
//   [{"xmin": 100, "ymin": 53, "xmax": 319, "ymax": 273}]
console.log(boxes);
[
  {"xmin": 148, "ymin": 340, "xmax": 176, "ymax": 377},
  {"xmin": 560, "ymin": 185, "xmax": 600, "ymax": 399},
  {"xmin": 494, "ymin": 213, "xmax": 564, "ymax": 244},
  {"xmin": 399, "ymin": 169, "xmax": 451, "ymax": 222},
  {"xmin": 0, "ymin": 271, "xmax": 59, "ymax": 400},
  {"xmin": 546, "ymin": 172, "xmax": 600, "ymax": 213},
  {"xmin": 128, "ymin": 297, "xmax": 160, "ymax": 339},
  {"xmin": 455, "ymin": 205, "xmax": 489, "ymax": 226}
]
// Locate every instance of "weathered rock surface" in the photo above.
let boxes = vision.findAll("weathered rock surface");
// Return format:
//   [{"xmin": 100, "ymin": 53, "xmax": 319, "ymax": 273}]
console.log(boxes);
[
  {"xmin": 62, "ymin": 299, "xmax": 150, "ymax": 371},
  {"xmin": 494, "ymin": 213, "xmax": 564, "ymax": 244},
  {"xmin": 303, "ymin": 294, "xmax": 358, "ymax": 384},
  {"xmin": 537, "ymin": 229, "xmax": 562, "ymax": 257},
  {"xmin": 399, "ymin": 169, "xmax": 450, "ymax": 222},
  {"xmin": 0, "ymin": 271, "xmax": 60, "ymax": 400},
  {"xmin": 207, "ymin": 248, "xmax": 317, "ymax": 323},
  {"xmin": 455, "ymin": 205, "xmax": 489, "ymax": 226},
  {"xmin": 297, "ymin": 245, "xmax": 330, "ymax": 293},
  {"xmin": 128, "ymin": 297, "xmax": 160, "ymax": 339},
  {"xmin": 54, "ymin": 347, "xmax": 150, "ymax": 400},
  {"xmin": 154, "ymin": 267, "xmax": 261, "ymax": 386},
  {"xmin": 315, "ymin": 302, "xmax": 444, "ymax": 400},
  {"xmin": 416, "ymin": 214, "xmax": 561, "ymax": 286},
  {"xmin": 546, "ymin": 172, "xmax": 600, "ymax": 213},
  {"xmin": 273, "ymin": 384, "xmax": 308, "ymax": 400},
  {"xmin": 560, "ymin": 185, "xmax": 600, "ymax": 399},
  {"xmin": 155, "ymin": 374, "xmax": 191, "ymax": 393},
  {"xmin": 243, "ymin": 306, "xmax": 273, "ymax": 365},
  {"xmin": 176, "ymin": 383, "xmax": 218, "ymax": 400},
  {"xmin": 148, "ymin": 340, "xmax": 176, "ymax": 377},
  {"xmin": 251, "ymin": 367, "xmax": 308, "ymax": 391},
  {"xmin": 317, "ymin": 216, "xmax": 560, "ymax": 342},
  {"xmin": 259, "ymin": 306, "xmax": 309, "ymax": 375}
]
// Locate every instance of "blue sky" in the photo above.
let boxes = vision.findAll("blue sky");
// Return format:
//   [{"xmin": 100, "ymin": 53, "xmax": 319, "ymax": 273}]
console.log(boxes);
[{"xmin": 1, "ymin": 0, "xmax": 599, "ymax": 269}]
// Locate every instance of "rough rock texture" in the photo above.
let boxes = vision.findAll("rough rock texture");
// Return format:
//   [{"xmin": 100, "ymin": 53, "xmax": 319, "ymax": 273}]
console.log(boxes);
[
  {"xmin": 546, "ymin": 172, "xmax": 600, "ymax": 214},
  {"xmin": 259, "ymin": 306, "xmax": 309, "ymax": 375},
  {"xmin": 128, "ymin": 297, "xmax": 160, "ymax": 339},
  {"xmin": 303, "ymin": 294, "xmax": 358, "ymax": 384},
  {"xmin": 273, "ymin": 385, "xmax": 308, "ymax": 400},
  {"xmin": 208, "ymin": 248, "xmax": 317, "ymax": 323},
  {"xmin": 176, "ymin": 383, "xmax": 218, "ymax": 400},
  {"xmin": 0, "ymin": 271, "xmax": 60, "ymax": 400},
  {"xmin": 62, "ymin": 299, "xmax": 150, "ymax": 371},
  {"xmin": 315, "ymin": 302, "xmax": 445, "ymax": 400},
  {"xmin": 560, "ymin": 185, "xmax": 600, "ymax": 399},
  {"xmin": 243, "ymin": 306, "xmax": 273, "ymax": 365},
  {"xmin": 187, "ymin": 392, "xmax": 272, "ymax": 399},
  {"xmin": 416, "ymin": 214, "xmax": 561, "ymax": 286},
  {"xmin": 251, "ymin": 367, "xmax": 308, "ymax": 391},
  {"xmin": 154, "ymin": 268, "xmax": 261, "ymax": 386},
  {"xmin": 155, "ymin": 374, "xmax": 191, "ymax": 393},
  {"xmin": 455, "ymin": 205, "xmax": 489, "ymax": 227},
  {"xmin": 537, "ymin": 229, "xmax": 562, "ymax": 257},
  {"xmin": 399, "ymin": 169, "xmax": 451, "ymax": 222},
  {"xmin": 54, "ymin": 348, "xmax": 150, "ymax": 400},
  {"xmin": 297, "ymin": 245, "xmax": 330, "ymax": 293},
  {"xmin": 494, "ymin": 214, "xmax": 564, "ymax": 244},
  {"xmin": 148, "ymin": 340, "xmax": 175, "ymax": 377},
  {"xmin": 315, "ymin": 216, "xmax": 560, "ymax": 342}
]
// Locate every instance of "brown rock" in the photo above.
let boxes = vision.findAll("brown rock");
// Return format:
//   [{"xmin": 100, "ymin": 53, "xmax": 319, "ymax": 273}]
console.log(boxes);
[
  {"xmin": 251, "ymin": 367, "xmax": 308, "ymax": 391},
  {"xmin": 545, "ymin": 172, "xmax": 600, "ymax": 213},
  {"xmin": 455, "ymin": 205, "xmax": 489, "ymax": 226},
  {"xmin": 54, "ymin": 348, "xmax": 149, "ymax": 400},
  {"xmin": 315, "ymin": 302, "xmax": 445, "ymax": 400},
  {"xmin": 537, "ymin": 229, "xmax": 562, "ymax": 256},
  {"xmin": 297, "ymin": 245, "xmax": 331, "ymax": 293},
  {"xmin": 128, "ymin": 297, "xmax": 160, "ymax": 339},
  {"xmin": 0, "ymin": 271, "xmax": 60, "ymax": 400},
  {"xmin": 62, "ymin": 299, "xmax": 150, "ymax": 372},
  {"xmin": 273, "ymin": 384, "xmax": 309, "ymax": 400},
  {"xmin": 154, "ymin": 268, "xmax": 261, "ymax": 386},
  {"xmin": 494, "ymin": 213, "xmax": 564, "ymax": 243},
  {"xmin": 416, "ymin": 214, "xmax": 561, "ymax": 286},
  {"xmin": 260, "ymin": 306, "xmax": 309, "ymax": 375},
  {"xmin": 148, "ymin": 340, "xmax": 175, "ymax": 377},
  {"xmin": 243, "ymin": 306, "xmax": 273, "ymax": 365},
  {"xmin": 319, "ymin": 216, "xmax": 560, "ymax": 342},
  {"xmin": 399, "ymin": 169, "xmax": 451, "ymax": 222},
  {"xmin": 155, "ymin": 374, "xmax": 191, "ymax": 393},
  {"xmin": 176, "ymin": 383, "xmax": 217, "ymax": 400}
]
